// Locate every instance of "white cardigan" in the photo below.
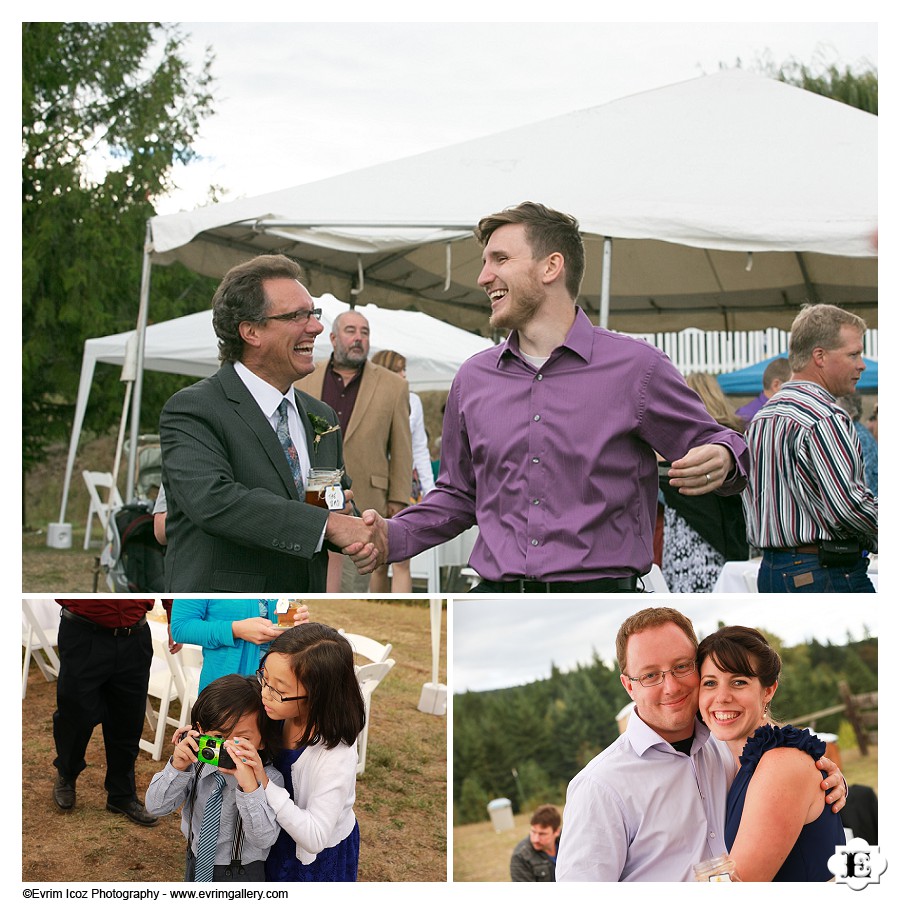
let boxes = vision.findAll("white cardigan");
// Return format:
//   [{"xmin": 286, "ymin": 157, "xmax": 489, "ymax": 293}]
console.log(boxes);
[{"xmin": 264, "ymin": 739, "xmax": 358, "ymax": 864}]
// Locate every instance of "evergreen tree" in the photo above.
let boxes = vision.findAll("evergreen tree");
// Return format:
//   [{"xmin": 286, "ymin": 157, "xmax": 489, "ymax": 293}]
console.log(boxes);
[{"xmin": 23, "ymin": 23, "xmax": 216, "ymax": 477}]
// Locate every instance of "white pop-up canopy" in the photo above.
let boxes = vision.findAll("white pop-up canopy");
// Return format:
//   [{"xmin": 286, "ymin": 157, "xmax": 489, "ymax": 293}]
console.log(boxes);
[{"xmin": 57, "ymin": 294, "xmax": 491, "ymax": 525}]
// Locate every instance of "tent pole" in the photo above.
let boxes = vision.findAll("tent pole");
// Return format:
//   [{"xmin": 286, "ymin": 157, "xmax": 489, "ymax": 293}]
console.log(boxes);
[
  {"xmin": 126, "ymin": 221, "xmax": 154, "ymax": 501},
  {"xmin": 599, "ymin": 237, "xmax": 612, "ymax": 328}
]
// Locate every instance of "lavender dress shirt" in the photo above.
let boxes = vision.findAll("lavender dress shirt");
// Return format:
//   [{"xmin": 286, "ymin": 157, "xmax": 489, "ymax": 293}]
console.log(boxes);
[
  {"xmin": 556, "ymin": 712, "xmax": 736, "ymax": 882},
  {"xmin": 387, "ymin": 308, "xmax": 748, "ymax": 581}
]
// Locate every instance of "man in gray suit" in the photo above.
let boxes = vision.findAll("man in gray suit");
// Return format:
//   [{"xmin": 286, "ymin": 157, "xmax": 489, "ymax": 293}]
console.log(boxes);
[{"xmin": 159, "ymin": 254, "xmax": 380, "ymax": 591}]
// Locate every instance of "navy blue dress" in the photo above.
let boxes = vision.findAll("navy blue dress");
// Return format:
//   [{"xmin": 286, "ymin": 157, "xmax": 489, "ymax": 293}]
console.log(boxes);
[
  {"xmin": 724, "ymin": 724, "xmax": 845, "ymax": 881},
  {"xmin": 264, "ymin": 746, "xmax": 360, "ymax": 882}
]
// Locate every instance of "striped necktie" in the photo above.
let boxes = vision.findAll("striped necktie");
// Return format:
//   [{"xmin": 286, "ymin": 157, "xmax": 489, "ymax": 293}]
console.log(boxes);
[
  {"xmin": 194, "ymin": 770, "xmax": 226, "ymax": 881},
  {"xmin": 276, "ymin": 398, "xmax": 303, "ymax": 492}
]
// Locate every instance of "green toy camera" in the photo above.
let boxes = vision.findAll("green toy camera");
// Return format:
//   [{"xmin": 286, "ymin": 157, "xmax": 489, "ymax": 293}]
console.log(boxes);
[{"xmin": 196, "ymin": 734, "xmax": 236, "ymax": 769}]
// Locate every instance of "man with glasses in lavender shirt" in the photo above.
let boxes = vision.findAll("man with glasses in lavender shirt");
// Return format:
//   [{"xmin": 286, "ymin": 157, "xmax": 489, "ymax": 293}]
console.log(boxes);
[
  {"xmin": 159, "ymin": 254, "xmax": 376, "ymax": 592},
  {"xmin": 556, "ymin": 607, "xmax": 847, "ymax": 881},
  {"xmin": 349, "ymin": 202, "xmax": 748, "ymax": 592}
]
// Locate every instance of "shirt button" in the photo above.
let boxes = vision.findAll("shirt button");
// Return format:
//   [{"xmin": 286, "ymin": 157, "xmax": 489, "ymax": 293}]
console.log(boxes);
[
  {"xmin": 531, "ymin": 539, "xmax": 539, "ymax": 546},
  {"xmin": 536, "ymin": 373, "xmax": 543, "ymax": 381},
  {"xmin": 532, "ymin": 457, "xmax": 540, "ymax": 464},
  {"xmin": 533, "ymin": 499, "xmax": 540, "ymax": 505},
  {"xmin": 533, "ymin": 414, "xmax": 541, "ymax": 422}
]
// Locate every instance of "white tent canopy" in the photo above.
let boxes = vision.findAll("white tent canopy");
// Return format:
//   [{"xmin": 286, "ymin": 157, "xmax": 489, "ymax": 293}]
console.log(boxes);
[
  {"xmin": 56, "ymin": 69, "xmax": 877, "ymax": 521},
  {"xmin": 76, "ymin": 293, "xmax": 491, "ymax": 390},
  {"xmin": 57, "ymin": 294, "xmax": 491, "ymax": 524},
  {"xmin": 149, "ymin": 69, "xmax": 877, "ymax": 336}
]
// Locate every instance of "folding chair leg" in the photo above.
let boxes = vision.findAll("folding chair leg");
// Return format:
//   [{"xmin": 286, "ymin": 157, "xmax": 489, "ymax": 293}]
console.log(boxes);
[{"xmin": 22, "ymin": 625, "xmax": 33, "ymax": 699}]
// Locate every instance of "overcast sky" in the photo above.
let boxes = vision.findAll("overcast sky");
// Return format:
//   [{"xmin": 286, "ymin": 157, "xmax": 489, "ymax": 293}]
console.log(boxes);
[
  {"xmin": 152, "ymin": 16, "xmax": 879, "ymax": 215},
  {"xmin": 452, "ymin": 597, "xmax": 879, "ymax": 693}
]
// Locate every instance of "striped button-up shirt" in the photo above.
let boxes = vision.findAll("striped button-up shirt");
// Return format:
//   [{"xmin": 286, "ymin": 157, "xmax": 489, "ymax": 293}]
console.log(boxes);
[{"xmin": 742, "ymin": 380, "xmax": 877, "ymax": 550}]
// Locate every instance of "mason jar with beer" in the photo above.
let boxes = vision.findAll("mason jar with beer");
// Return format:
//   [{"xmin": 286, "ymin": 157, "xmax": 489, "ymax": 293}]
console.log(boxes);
[
  {"xmin": 306, "ymin": 468, "xmax": 345, "ymax": 511},
  {"xmin": 275, "ymin": 599, "xmax": 306, "ymax": 627}
]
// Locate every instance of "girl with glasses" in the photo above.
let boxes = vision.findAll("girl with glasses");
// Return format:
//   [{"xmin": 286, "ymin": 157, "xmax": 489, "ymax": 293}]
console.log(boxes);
[{"xmin": 230, "ymin": 623, "xmax": 366, "ymax": 881}]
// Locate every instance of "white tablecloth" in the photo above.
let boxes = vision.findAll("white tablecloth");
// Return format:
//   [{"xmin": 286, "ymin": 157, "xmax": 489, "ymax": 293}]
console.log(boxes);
[{"xmin": 713, "ymin": 555, "xmax": 878, "ymax": 592}]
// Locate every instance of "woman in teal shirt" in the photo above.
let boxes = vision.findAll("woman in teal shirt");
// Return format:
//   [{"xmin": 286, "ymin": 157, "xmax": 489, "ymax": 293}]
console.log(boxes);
[{"xmin": 171, "ymin": 600, "xmax": 309, "ymax": 691}]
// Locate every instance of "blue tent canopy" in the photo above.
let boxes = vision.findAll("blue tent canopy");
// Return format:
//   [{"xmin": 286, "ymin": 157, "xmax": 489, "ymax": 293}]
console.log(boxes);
[{"xmin": 718, "ymin": 354, "xmax": 878, "ymax": 394}]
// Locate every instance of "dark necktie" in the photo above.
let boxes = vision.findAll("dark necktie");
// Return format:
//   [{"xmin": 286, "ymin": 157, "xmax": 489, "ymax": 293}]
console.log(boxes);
[
  {"xmin": 194, "ymin": 769, "xmax": 226, "ymax": 881},
  {"xmin": 276, "ymin": 398, "xmax": 303, "ymax": 492}
]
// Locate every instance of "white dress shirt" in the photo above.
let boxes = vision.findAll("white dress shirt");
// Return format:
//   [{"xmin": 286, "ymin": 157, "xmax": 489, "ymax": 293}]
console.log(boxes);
[
  {"xmin": 234, "ymin": 361, "xmax": 312, "ymax": 488},
  {"xmin": 235, "ymin": 361, "xmax": 325, "ymax": 550},
  {"xmin": 556, "ymin": 710, "xmax": 737, "ymax": 882}
]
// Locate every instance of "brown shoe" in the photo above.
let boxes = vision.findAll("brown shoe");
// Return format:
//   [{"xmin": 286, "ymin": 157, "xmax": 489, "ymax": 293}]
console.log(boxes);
[{"xmin": 52, "ymin": 774, "xmax": 76, "ymax": 810}]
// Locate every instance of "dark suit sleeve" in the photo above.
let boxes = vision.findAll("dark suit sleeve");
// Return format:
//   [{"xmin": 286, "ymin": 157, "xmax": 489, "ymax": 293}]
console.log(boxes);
[{"xmin": 159, "ymin": 381, "xmax": 330, "ymax": 560}]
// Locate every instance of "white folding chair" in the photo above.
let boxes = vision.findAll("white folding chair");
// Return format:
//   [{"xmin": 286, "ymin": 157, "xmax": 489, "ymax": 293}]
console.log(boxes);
[
  {"xmin": 141, "ymin": 636, "xmax": 195, "ymax": 760},
  {"xmin": 81, "ymin": 470, "xmax": 124, "ymax": 549},
  {"xmin": 22, "ymin": 601, "xmax": 61, "ymax": 699},
  {"xmin": 178, "ymin": 644, "xmax": 203, "ymax": 718},
  {"xmin": 339, "ymin": 631, "xmax": 392, "ymax": 664},
  {"xmin": 355, "ymin": 659, "xmax": 395, "ymax": 775}
]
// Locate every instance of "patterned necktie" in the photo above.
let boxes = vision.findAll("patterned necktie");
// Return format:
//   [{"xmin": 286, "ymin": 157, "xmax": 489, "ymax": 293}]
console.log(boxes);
[
  {"xmin": 276, "ymin": 398, "xmax": 303, "ymax": 492},
  {"xmin": 194, "ymin": 770, "xmax": 226, "ymax": 882}
]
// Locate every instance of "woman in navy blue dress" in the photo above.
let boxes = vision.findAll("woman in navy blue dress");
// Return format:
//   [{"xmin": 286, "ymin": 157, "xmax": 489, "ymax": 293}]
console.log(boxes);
[
  {"xmin": 697, "ymin": 626, "xmax": 845, "ymax": 881},
  {"xmin": 229, "ymin": 624, "xmax": 366, "ymax": 881}
]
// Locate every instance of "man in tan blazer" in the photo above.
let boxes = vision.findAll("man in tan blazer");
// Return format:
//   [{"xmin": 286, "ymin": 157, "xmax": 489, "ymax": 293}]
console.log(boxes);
[{"xmin": 297, "ymin": 310, "xmax": 412, "ymax": 590}]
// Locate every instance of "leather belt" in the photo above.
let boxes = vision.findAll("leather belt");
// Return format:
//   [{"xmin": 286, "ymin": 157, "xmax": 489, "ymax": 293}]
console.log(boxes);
[
  {"xmin": 60, "ymin": 607, "xmax": 148, "ymax": 636},
  {"xmin": 763, "ymin": 545, "xmax": 819, "ymax": 555},
  {"xmin": 480, "ymin": 576, "xmax": 640, "ymax": 593}
]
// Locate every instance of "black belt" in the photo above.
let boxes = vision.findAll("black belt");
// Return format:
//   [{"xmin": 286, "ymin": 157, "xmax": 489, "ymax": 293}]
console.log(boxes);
[
  {"xmin": 60, "ymin": 608, "xmax": 148, "ymax": 636},
  {"xmin": 479, "ymin": 576, "xmax": 641, "ymax": 593}
]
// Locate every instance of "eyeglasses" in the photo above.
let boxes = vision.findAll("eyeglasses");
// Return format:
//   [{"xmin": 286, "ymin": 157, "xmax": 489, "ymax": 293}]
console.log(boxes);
[
  {"xmin": 624, "ymin": 660, "xmax": 696, "ymax": 687},
  {"xmin": 256, "ymin": 307, "xmax": 322, "ymax": 325},
  {"xmin": 256, "ymin": 667, "xmax": 308, "ymax": 703}
]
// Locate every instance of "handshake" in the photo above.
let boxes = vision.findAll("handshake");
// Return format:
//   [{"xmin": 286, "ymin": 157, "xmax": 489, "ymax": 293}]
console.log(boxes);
[{"xmin": 324, "ymin": 510, "xmax": 389, "ymax": 574}]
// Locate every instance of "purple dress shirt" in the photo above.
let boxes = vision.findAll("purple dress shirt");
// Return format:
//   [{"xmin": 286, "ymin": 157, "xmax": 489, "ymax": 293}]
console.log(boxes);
[
  {"xmin": 387, "ymin": 308, "xmax": 748, "ymax": 581},
  {"xmin": 735, "ymin": 390, "xmax": 767, "ymax": 424}
]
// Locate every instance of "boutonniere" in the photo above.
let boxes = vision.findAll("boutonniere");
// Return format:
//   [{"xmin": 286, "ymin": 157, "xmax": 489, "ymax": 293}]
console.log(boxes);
[{"xmin": 307, "ymin": 413, "xmax": 341, "ymax": 450}]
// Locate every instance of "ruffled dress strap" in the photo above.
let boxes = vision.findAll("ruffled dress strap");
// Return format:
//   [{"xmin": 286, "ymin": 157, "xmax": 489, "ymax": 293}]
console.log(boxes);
[{"xmin": 739, "ymin": 723, "xmax": 825, "ymax": 770}]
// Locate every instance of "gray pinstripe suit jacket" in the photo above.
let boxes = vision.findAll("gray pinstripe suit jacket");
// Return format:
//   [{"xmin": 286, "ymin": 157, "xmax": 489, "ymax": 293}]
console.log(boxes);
[{"xmin": 159, "ymin": 362, "xmax": 347, "ymax": 592}]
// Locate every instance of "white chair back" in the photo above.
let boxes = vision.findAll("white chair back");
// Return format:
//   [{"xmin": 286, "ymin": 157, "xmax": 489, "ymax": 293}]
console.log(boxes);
[
  {"xmin": 81, "ymin": 470, "xmax": 124, "ymax": 549},
  {"xmin": 140, "ymin": 636, "xmax": 198, "ymax": 760},
  {"xmin": 22, "ymin": 600, "xmax": 61, "ymax": 698},
  {"xmin": 354, "ymin": 659, "xmax": 395, "ymax": 775},
  {"xmin": 339, "ymin": 631, "xmax": 392, "ymax": 664}
]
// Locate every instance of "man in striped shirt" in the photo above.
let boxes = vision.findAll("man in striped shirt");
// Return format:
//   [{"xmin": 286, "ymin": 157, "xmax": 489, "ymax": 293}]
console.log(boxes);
[{"xmin": 743, "ymin": 304, "xmax": 877, "ymax": 592}]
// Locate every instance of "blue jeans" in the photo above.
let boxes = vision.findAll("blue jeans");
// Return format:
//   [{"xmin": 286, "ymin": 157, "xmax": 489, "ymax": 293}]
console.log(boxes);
[{"xmin": 758, "ymin": 551, "xmax": 875, "ymax": 593}]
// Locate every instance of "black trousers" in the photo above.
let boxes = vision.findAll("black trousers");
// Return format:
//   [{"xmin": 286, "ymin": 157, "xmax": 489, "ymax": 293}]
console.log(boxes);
[{"xmin": 52, "ymin": 615, "xmax": 153, "ymax": 806}]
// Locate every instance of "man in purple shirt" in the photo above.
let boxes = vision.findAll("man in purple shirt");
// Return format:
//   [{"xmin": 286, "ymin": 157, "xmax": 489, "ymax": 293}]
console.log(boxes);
[
  {"xmin": 346, "ymin": 202, "xmax": 749, "ymax": 591},
  {"xmin": 735, "ymin": 357, "xmax": 791, "ymax": 424}
]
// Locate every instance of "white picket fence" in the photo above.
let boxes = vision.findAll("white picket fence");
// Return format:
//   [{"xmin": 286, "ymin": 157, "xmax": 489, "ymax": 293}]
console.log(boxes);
[{"xmin": 626, "ymin": 327, "xmax": 879, "ymax": 376}]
